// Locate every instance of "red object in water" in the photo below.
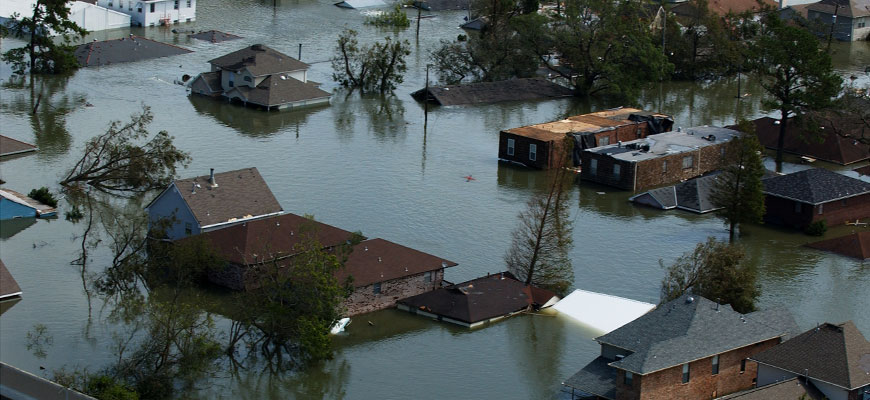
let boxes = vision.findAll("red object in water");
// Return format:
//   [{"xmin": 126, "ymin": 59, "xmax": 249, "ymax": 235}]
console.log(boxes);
[{"xmin": 464, "ymin": 175, "xmax": 475, "ymax": 182}]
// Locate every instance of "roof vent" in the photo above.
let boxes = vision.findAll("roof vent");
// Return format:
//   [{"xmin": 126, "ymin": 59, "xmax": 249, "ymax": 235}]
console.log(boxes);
[
  {"xmin": 617, "ymin": 141, "xmax": 622, "ymax": 148},
  {"xmin": 364, "ymin": 246, "xmax": 368, "ymax": 251},
  {"xmin": 191, "ymin": 182, "xmax": 197, "ymax": 194},
  {"xmin": 442, "ymin": 261, "xmax": 448, "ymax": 269},
  {"xmin": 686, "ymin": 296, "xmax": 694, "ymax": 304},
  {"xmin": 290, "ymin": 230, "xmax": 294, "ymax": 236},
  {"xmin": 207, "ymin": 168, "xmax": 218, "ymax": 188},
  {"xmin": 616, "ymin": 355, "xmax": 625, "ymax": 360},
  {"xmin": 378, "ymin": 257, "xmax": 382, "ymax": 262},
  {"xmin": 251, "ymin": 44, "xmax": 265, "ymax": 51}
]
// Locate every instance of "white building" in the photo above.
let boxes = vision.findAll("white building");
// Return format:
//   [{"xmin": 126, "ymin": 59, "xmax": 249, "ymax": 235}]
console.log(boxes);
[
  {"xmin": 96, "ymin": 0, "xmax": 196, "ymax": 27},
  {"xmin": 1, "ymin": 0, "xmax": 130, "ymax": 33}
]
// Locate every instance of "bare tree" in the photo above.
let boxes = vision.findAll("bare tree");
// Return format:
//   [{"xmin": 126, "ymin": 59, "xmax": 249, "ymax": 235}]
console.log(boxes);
[
  {"xmin": 505, "ymin": 147, "xmax": 574, "ymax": 296},
  {"xmin": 60, "ymin": 106, "xmax": 190, "ymax": 195}
]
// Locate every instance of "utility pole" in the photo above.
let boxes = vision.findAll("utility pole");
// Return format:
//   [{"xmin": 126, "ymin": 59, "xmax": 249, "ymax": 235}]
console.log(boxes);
[
  {"xmin": 827, "ymin": 2, "xmax": 840, "ymax": 51},
  {"xmin": 424, "ymin": 64, "xmax": 430, "ymax": 130},
  {"xmin": 298, "ymin": 43, "xmax": 302, "ymax": 60},
  {"xmin": 416, "ymin": 6, "xmax": 421, "ymax": 40}
]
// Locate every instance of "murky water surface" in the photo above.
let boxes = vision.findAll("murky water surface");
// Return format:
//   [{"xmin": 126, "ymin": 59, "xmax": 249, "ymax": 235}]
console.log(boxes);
[{"xmin": 1, "ymin": 1, "xmax": 869, "ymax": 398}]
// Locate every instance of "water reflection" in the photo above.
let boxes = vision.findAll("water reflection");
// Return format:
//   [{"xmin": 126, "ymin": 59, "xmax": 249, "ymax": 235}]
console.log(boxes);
[
  {"xmin": 0, "ymin": 218, "xmax": 37, "ymax": 240},
  {"xmin": 333, "ymin": 91, "xmax": 409, "ymax": 141},
  {"xmin": 188, "ymin": 94, "xmax": 328, "ymax": 137}
]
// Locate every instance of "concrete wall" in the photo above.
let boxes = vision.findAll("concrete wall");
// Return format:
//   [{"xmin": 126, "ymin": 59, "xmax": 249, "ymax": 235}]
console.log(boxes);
[
  {"xmin": 0, "ymin": 198, "xmax": 36, "ymax": 220},
  {"xmin": 146, "ymin": 184, "xmax": 200, "ymax": 240},
  {"xmin": 100, "ymin": 0, "xmax": 196, "ymax": 27},
  {"xmin": 344, "ymin": 269, "xmax": 444, "ymax": 316},
  {"xmin": 68, "ymin": 1, "xmax": 131, "ymax": 31},
  {"xmin": 615, "ymin": 338, "xmax": 781, "ymax": 400}
]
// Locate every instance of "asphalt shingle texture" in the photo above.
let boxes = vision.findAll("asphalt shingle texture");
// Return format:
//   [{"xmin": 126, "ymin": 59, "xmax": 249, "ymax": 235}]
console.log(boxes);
[{"xmin": 763, "ymin": 168, "xmax": 870, "ymax": 204}]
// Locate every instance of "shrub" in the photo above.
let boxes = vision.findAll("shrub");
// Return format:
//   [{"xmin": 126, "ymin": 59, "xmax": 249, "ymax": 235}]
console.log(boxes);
[
  {"xmin": 28, "ymin": 187, "xmax": 58, "ymax": 208},
  {"xmin": 364, "ymin": 5, "xmax": 410, "ymax": 28},
  {"xmin": 805, "ymin": 220, "xmax": 827, "ymax": 236}
]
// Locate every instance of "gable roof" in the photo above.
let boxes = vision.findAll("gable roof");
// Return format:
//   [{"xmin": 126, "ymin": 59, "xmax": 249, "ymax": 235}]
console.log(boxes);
[
  {"xmin": 192, "ymin": 71, "xmax": 222, "ymax": 93},
  {"xmin": 598, "ymin": 294, "xmax": 797, "ymax": 375},
  {"xmin": 806, "ymin": 232, "xmax": 870, "ymax": 260},
  {"xmin": 397, "ymin": 272, "xmax": 556, "ymax": 324},
  {"xmin": 716, "ymin": 377, "xmax": 824, "ymax": 400},
  {"xmin": 670, "ymin": 0, "xmax": 777, "ymax": 17},
  {"xmin": 806, "ymin": 0, "xmax": 870, "ymax": 18},
  {"xmin": 630, "ymin": 173, "xmax": 722, "ymax": 213},
  {"xmin": 745, "ymin": 117, "xmax": 869, "ymax": 165},
  {"xmin": 411, "ymin": 78, "xmax": 574, "ymax": 106},
  {"xmin": 0, "ymin": 135, "xmax": 37, "ymax": 157},
  {"xmin": 336, "ymin": 238, "xmax": 457, "ymax": 288},
  {"xmin": 0, "ymin": 260, "xmax": 22, "ymax": 299},
  {"xmin": 0, "ymin": 189, "xmax": 57, "ymax": 216},
  {"xmin": 751, "ymin": 321, "xmax": 870, "ymax": 390},
  {"xmin": 190, "ymin": 213, "xmax": 355, "ymax": 265},
  {"xmin": 208, "ymin": 44, "xmax": 309, "ymax": 76},
  {"xmin": 229, "ymin": 74, "xmax": 331, "ymax": 107},
  {"xmin": 762, "ymin": 168, "xmax": 870, "ymax": 205},
  {"xmin": 188, "ymin": 30, "xmax": 242, "ymax": 43},
  {"xmin": 162, "ymin": 167, "xmax": 283, "ymax": 228}
]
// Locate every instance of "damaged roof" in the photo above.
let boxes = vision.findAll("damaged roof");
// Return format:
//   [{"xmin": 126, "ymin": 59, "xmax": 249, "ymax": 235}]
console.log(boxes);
[
  {"xmin": 585, "ymin": 126, "xmax": 740, "ymax": 162},
  {"xmin": 504, "ymin": 108, "xmax": 670, "ymax": 142},
  {"xmin": 188, "ymin": 30, "xmax": 243, "ymax": 43},
  {"xmin": 411, "ymin": 78, "xmax": 574, "ymax": 106}
]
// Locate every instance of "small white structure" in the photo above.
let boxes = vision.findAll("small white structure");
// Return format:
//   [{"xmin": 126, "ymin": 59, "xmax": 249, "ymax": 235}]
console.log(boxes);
[
  {"xmin": 1, "ymin": 0, "xmax": 130, "ymax": 33},
  {"xmin": 552, "ymin": 289, "xmax": 655, "ymax": 334},
  {"xmin": 96, "ymin": 0, "xmax": 196, "ymax": 27}
]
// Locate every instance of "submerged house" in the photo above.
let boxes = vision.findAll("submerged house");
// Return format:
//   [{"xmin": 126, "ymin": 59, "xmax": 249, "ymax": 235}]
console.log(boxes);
[
  {"xmin": 193, "ymin": 213, "xmax": 458, "ymax": 316},
  {"xmin": 0, "ymin": 189, "xmax": 57, "ymax": 220},
  {"xmin": 806, "ymin": 231, "xmax": 870, "ymax": 260},
  {"xmin": 745, "ymin": 117, "xmax": 869, "ymax": 165},
  {"xmin": 2, "ymin": 0, "xmax": 130, "ymax": 32},
  {"xmin": 96, "ymin": 0, "xmax": 196, "ymax": 26},
  {"xmin": 189, "ymin": 44, "xmax": 331, "ymax": 111},
  {"xmin": 0, "ymin": 260, "xmax": 22, "ymax": 301},
  {"xmin": 580, "ymin": 126, "xmax": 739, "ymax": 191},
  {"xmin": 0, "ymin": 135, "xmax": 37, "ymax": 158},
  {"xmin": 629, "ymin": 173, "xmax": 722, "ymax": 213},
  {"xmin": 751, "ymin": 321, "xmax": 870, "ymax": 400},
  {"xmin": 397, "ymin": 272, "xmax": 557, "ymax": 328},
  {"xmin": 805, "ymin": 0, "xmax": 870, "ymax": 41},
  {"xmin": 562, "ymin": 294, "xmax": 798, "ymax": 400},
  {"xmin": 411, "ymin": 78, "xmax": 574, "ymax": 106},
  {"xmin": 145, "ymin": 167, "xmax": 284, "ymax": 240},
  {"xmin": 499, "ymin": 108, "xmax": 672, "ymax": 169},
  {"xmin": 762, "ymin": 168, "xmax": 870, "ymax": 229}
]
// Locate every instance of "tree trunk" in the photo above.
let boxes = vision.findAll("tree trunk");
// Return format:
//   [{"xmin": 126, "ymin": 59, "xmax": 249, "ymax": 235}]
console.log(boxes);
[{"xmin": 776, "ymin": 109, "xmax": 787, "ymax": 171}]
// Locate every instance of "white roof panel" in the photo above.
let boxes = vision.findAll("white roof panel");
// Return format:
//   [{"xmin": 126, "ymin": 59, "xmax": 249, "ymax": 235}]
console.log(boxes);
[{"xmin": 552, "ymin": 289, "xmax": 655, "ymax": 334}]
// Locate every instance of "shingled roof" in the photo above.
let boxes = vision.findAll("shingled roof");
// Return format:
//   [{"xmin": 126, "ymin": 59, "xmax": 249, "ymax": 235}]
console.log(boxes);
[
  {"xmin": 208, "ymin": 44, "xmax": 309, "ymax": 76},
  {"xmin": 191, "ymin": 213, "xmax": 355, "ymax": 265},
  {"xmin": 598, "ymin": 294, "xmax": 797, "ymax": 375},
  {"xmin": 0, "ymin": 260, "xmax": 22, "ymax": 300},
  {"xmin": 74, "ymin": 36, "xmax": 192, "ymax": 67},
  {"xmin": 751, "ymin": 321, "xmax": 870, "ymax": 390},
  {"xmin": 188, "ymin": 30, "xmax": 242, "ymax": 43},
  {"xmin": 763, "ymin": 168, "xmax": 870, "ymax": 205},
  {"xmin": 336, "ymin": 238, "xmax": 457, "ymax": 288},
  {"xmin": 630, "ymin": 173, "xmax": 721, "ymax": 213},
  {"xmin": 744, "ymin": 117, "xmax": 869, "ymax": 165},
  {"xmin": 716, "ymin": 377, "xmax": 824, "ymax": 400},
  {"xmin": 806, "ymin": 232, "xmax": 870, "ymax": 260},
  {"xmin": 397, "ymin": 272, "xmax": 556, "ymax": 325},
  {"xmin": 159, "ymin": 167, "xmax": 284, "ymax": 229},
  {"xmin": 411, "ymin": 78, "xmax": 574, "ymax": 106},
  {"xmin": 0, "ymin": 135, "xmax": 37, "ymax": 157},
  {"xmin": 228, "ymin": 74, "xmax": 331, "ymax": 108},
  {"xmin": 806, "ymin": 0, "xmax": 870, "ymax": 18}
]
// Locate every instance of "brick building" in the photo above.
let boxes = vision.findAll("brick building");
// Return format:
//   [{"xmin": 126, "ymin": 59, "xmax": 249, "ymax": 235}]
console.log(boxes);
[
  {"xmin": 751, "ymin": 321, "xmax": 870, "ymax": 400},
  {"xmin": 191, "ymin": 213, "xmax": 457, "ymax": 316},
  {"xmin": 498, "ymin": 108, "xmax": 672, "ymax": 169},
  {"xmin": 562, "ymin": 294, "xmax": 798, "ymax": 400},
  {"xmin": 762, "ymin": 168, "xmax": 870, "ymax": 230},
  {"xmin": 580, "ymin": 126, "xmax": 740, "ymax": 191}
]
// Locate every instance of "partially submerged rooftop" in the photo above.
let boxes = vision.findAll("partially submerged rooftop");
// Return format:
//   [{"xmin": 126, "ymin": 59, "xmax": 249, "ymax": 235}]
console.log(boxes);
[
  {"xmin": 397, "ymin": 272, "xmax": 557, "ymax": 328},
  {"xmin": 715, "ymin": 377, "xmax": 824, "ymax": 400},
  {"xmin": 75, "ymin": 36, "xmax": 192, "ymax": 67},
  {"xmin": 336, "ymin": 238, "xmax": 458, "ymax": 288},
  {"xmin": 411, "ymin": 78, "xmax": 574, "ymax": 106},
  {"xmin": 763, "ymin": 168, "xmax": 870, "ymax": 205},
  {"xmin": 744, "ymin": 117, "xmax": 869, "ymax": 165},
  {"xmin": 228, "ymin": 74, "xmax": 330, "ymax": 108},
  {"xmin": 0, "ymin": 259, "xmax": 22, "ymax": 300},
  {"xmin": 504, "ymin": 108, "xmax": 671, "ymax": 142},
  {"xmin": 188, "ymin": 30, "xmax": 242, "ymax": 43},
  {"xmin": 751, "ymin": 321, "xmax": 870, "ymax": 391},
  {"xmin": 585, "ymin": 126, "xmax": 740, "ymax": 163},
  {"xmin": 630, "ymin": 173, "xmax": 722, "ymax": 213},
  {"xmin": 0, "ymin": 188, "xmax": 58, "ymax": 218},
  {"xmin": 208, "ymin": 44, "xmax": 309, "ymax": 76},
  {"xmin": 552, "ymin": 289, "xmax": 655, "ymax": 334},
  {"xmin": 0, "ymin": 135, "xmax": 37, "ymax": 157},
  {"xmin": 806, "ymin": 232, "xmax": 870, "ymax": 260}
]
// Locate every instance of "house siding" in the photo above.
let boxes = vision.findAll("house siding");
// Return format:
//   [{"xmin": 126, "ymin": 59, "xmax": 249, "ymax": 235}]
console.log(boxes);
[
  {"xmin": 0, "ymin": 198, "xmax": 37, "ymax": 220},
  {"xmin": 764, "ymin": 192, "xmax": 870, "ymax": 229},
  {"xmin": 146, "ymin": 184, "xmax": 200, "ymax": 240},
  {"xmin": 580, "ymin": 154, "xmax": 636, "ymax": 190},
  {"xmin": 344, "ymin": 269, "xmax": 444, "ymax": 316},
  {"xmin": 757, "ymin": 364, "xmax": 851, "ymax": 400},
  {"xmin": 616, "ymin": 338, "xmax": 780, "ymax": 400},
  {"xmin": 98, "ymin": 0, "xmax": 196, "ymax": 26}
]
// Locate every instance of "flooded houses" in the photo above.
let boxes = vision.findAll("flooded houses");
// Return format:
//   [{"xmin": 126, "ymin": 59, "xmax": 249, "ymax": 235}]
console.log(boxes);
[
  {"xmin": 762, "ymin": 168, "xmax": 870, "ymax": 229},
  {"xmin": 0, "ymin": 135, "xmax": 37, "ymax": 158}
]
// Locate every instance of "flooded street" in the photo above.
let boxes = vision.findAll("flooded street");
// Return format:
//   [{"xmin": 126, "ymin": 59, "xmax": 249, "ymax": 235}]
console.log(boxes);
[{"xmin": 1, "ymin": 0, "xmax": 869, "ymax": 398}]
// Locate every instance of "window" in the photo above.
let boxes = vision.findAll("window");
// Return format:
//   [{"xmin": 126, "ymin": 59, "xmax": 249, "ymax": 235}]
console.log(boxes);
[
  {"xmin": 529, "ymin": 144, "xmax": 537, "ymax": 162},
  {"xmin": 624, "ymin": 371, "xmax": 633, "ymax": 386},
  {"xmin": 712, "ymin": 355, "xmax": 719, "ymax": 375},
  {"xmin": 740, "ymin": 359, "xmax": 746, "ymax": 373},
  {"xmin": 795, "ymin": 202, "xmax": 802, "ymax": 213},
  {"xmin": 589, "ymin": 159, "xmax": 598, "ymax": 175},
  {"xmin": 149, "ymin": 3, "xmax": 155, "ymax": 12},
  {"xmin": 118, "ymin": 0, "xmax": 123, "ymax": 8},
  {"xmin": 137, "ymin": 6, "xmax": 142, "ymax": 12},
  {"xmin": 507, "ymin": 138, "xmax": 515, "ymax": 156},
  {"xmin": 228, "ymin": 72, "xmax": 234, "ymax": 87},
  {"xmin": 174, "ymin": 0, "xmax": 179, "ymax": 8},
  {"xmin": 599, "ymin": 136, "xmax": 610, "ymax": 146},
  {"xmin": 682, "ymin": 155, "xmax": 694, "ymax": 169},
  {"xmin": 184, "ymin": 223, "xmax": 192, "ymax": 235},
  {"xmin": 613, "ymin": 164, "xmax": 621, "ymax": 179},
  {"xmin": 682, "ymin": 363, "xmax": 690, "ymax": 384},
  {"xmin": 373, "ymin": 282, "xmax": 381, "ymax": 294},
  {"xmin": 818, "ymin": 204, "xmax": 824, "ymax": 215},
  {"xmin": 662, "ymin": 160, "xmax": 668, "ymax": 173},
  {"xmin": 186, "ymin": 0, "xmax": 191, "ymax": 6},
  {"xmin": 108, "ymin": 0, "xmax": 112, "ymax": 6},
  {"xmin": 243, "ymin": 76, "xmax": 252, "ymax": 83}
]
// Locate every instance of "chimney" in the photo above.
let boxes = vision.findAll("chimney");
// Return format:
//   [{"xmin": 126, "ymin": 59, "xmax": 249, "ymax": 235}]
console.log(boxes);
[
  {"xmin": 779, "ymin": 0, "xmax": 786, "ymax": 9},
  {"xmin": 207, "ymin": 168, "xmax": 218, "ymax": 188},
  {"xmin": 191, "ymin": 182, "xmax": 197, "ymax": 194}
]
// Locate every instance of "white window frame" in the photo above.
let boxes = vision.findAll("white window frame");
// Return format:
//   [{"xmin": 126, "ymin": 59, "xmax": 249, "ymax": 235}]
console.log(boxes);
[
  {"xmin": 529, "ymin": 144, "xmax": 537, "ymax": 162},
  {"xmin": 682, "ymin": 363, "xmax": 690, "ymax": 384},
  {"xmin": 589, "ymin": 159, "xmax": 598, "ymax": 175},
  {"xmin": 507, "ymin": 138, "xmax": 515, "ymax": 156},
  {"xmin": 599, "ymin": 136, "xmax": 610, "ymax": 146},
  {"xmin": 712, "ymin": 355, "xmax": 719, "ymax": 375},
  {"xmin": 613, "ymin": 164, "xmax": 621, "ymax": 179},
  {"xmin": 662, "ymin": 160, "xmax": 668, "ymax": 173},
  {"xmin": 682, "ymin": 155, "xmax": 694, "ymax": 169}
]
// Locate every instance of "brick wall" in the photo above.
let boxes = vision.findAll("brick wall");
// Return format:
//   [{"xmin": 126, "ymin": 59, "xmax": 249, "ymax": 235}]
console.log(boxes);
[
  {"xmin": 613, "ymin": 338, "xmax": 782, "ymax": 400},
  {"xmin": 593, "ymin": 124, "xmax": 650, "ymax": 146},
  {"xmin": 498, "ymin": 132, "xmax": 570, "ymax": 169},
  {"xmin": 579, "ymin": 153, "xmax": 636, "ymax": 190},
  {"xmin": 344, "ymin": 269, "xmax": 444, "ymax": 316},
  {"xmin": 765, "ymin": 193, "xmax": 870, "ymax": 229}
]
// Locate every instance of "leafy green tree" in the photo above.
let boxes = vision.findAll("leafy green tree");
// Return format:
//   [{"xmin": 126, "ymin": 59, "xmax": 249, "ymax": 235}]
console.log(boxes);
[
  {"xmin": 663, "ymin": 0, "xmax": 744, "ymax": 80},
  {"xmin": 751, "ymin": 15, "xmax": 843, "ymax": 167},
  {"xmin": 710, "ymin": 121, "xmax": 766, "ymax": 242},
  {"xmin": 505, "ymin": 148, "xmax": 574, "ymax": 296},
  {"xmin": 364, "ymin": 4, "xmax": 410, "ymax": 28},
  {"xmin": 60, "ymin": 106, "xmax": 191, "ymax": 195},
  {"xmin": 430, "ymin": 22, "xmax": 539, "ymax": 84},
  {"xmin": 28, "ymin": 186, "xmax": 58, "ymax": 207},
  {"xmin": 660, "ymin": 237, "xmax": 759, "ymax": 313},
  {"xmin": 1, "ymin": 0, "xmax": 87, "ymax": 75},
  {"xmin": 332, "ymin": 29, "xmax": 411, "ymax": 93}
]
